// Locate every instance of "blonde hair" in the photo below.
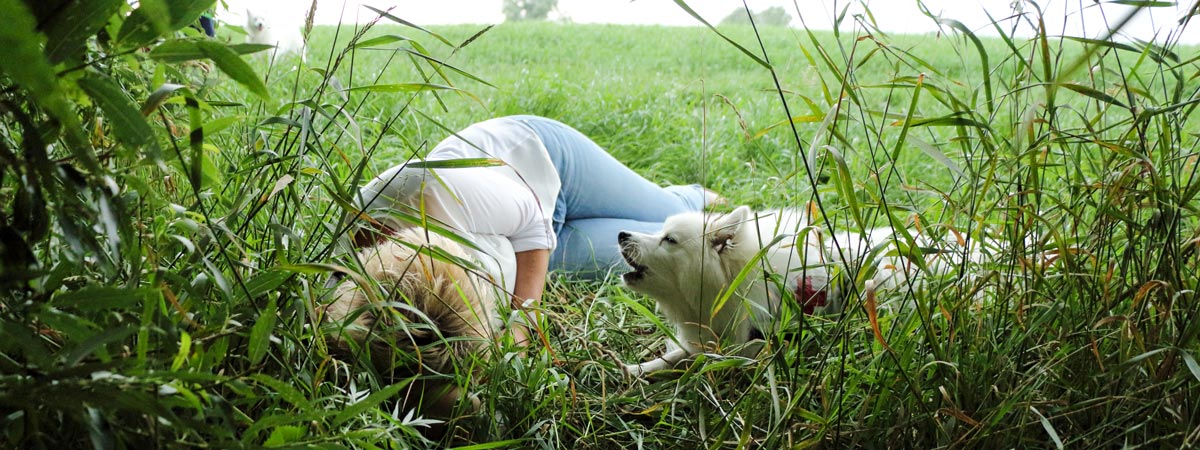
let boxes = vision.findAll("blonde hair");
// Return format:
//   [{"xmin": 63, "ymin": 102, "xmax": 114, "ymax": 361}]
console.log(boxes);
[{"xmin": 323, "ymin": 228, "xmax": 500, "ymax": 377}]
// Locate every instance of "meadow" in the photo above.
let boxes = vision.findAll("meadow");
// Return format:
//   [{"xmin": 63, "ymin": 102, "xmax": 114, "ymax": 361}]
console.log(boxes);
[{"xmin": 2, "ymin": 1, "xmax": 1198, "ymax": 448}]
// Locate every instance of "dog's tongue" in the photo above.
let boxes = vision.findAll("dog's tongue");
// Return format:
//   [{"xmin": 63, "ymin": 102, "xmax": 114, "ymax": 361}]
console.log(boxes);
[{"xmin": 796, "ymin": 277, "xmax": 827, "ymax": 315}]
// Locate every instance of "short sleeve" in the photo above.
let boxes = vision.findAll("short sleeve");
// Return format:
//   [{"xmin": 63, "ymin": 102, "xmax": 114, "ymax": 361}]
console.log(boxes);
[{"xmin": 425, "ymin": 168, "xmax": 555, "ymax": 252}]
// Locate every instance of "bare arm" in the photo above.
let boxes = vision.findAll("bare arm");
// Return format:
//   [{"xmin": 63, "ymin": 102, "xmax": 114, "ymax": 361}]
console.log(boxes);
[{"xmin": 510, "ymin": 249, "xmax": 550, "ymax": 347}]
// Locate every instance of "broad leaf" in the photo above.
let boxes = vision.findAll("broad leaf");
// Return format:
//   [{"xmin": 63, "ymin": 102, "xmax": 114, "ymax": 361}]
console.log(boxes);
[
  {"xmin": 0, "ymin": 0, "xmax": 95, "ymax": 171},
  {"xmin": 41, "ymin": 0, "xmax": 123, "ymax": 63},
  {"xmin": 118, "ymin": 0, "xmax": 215, "ymax": 47},
  {"xmin": 78, "ymin": 71, "xmax": 163, "ymax": 160},
  {"xmin": 196, "ymin": 40, "xmax": 270, "ymax": 101},
  {"xmin": 248, "ymin": 296, "xmax": 277, "ymax": 365}
]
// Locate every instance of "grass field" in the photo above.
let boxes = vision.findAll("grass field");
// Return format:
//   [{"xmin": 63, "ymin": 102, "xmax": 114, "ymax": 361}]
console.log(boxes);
[{"xmin": 3, "ymin": 2, "xmax": 1199, "ymax": 448}]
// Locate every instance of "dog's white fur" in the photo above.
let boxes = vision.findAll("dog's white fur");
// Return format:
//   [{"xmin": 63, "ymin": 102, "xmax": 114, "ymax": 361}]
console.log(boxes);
[
  {"xmin": 323, "ymin": 228, "xmax": 501, "ymax": 418},
  {"xmin": 618, "ymin": 206, "xmax": 985, "ymax": 376},
  {"xmin": 245, "ymin": 9, "xmax": 307, "ymax": 62}
]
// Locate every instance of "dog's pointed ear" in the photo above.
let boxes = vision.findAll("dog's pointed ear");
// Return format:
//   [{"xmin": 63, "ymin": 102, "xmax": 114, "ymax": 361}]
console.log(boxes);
[{"xmin": 711, "ymin": 206, "xmax": 751, "ymax": 252}]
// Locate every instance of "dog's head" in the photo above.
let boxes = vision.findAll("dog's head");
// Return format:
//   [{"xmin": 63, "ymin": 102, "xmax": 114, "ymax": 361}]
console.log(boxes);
[
  {"xmin": 618, "ymin": 206, "xmax": 758, "ymax": 304},
  {"xmin": 246, "ymin": 9, "xmax": 267, "ymax": 32},
  {"xmin": 620, "ymin": 206, "xmax": 841, "ymax": 318}
]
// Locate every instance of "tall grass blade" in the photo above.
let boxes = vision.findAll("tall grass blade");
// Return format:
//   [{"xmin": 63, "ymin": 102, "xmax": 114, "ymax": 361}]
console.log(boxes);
[
  {"xmin": 363, "ymin": 5, "xmax": 453, "ymax": 46},
  {"xmin": 671, "ymin": 0, "xmax": 771, "ymax": 69},
  {"xmin": 1031, "ymin": 406, "xmax": 1065, "ymax": 449},
  {"xmin": 908, "ymin": 136, "xmax": 965, "ymax": 180},
  {"xmin": 938, "ymin": 18, "xmax": 994, "ymax": 113}
]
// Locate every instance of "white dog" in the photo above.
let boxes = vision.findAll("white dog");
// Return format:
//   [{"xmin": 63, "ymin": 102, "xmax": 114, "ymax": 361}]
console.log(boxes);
[
  {"xmin": 617, "ymin": 206, "xmax": 984, "ymax": 376},
  {"xmin": 245, "ymin": 9, "xmax": 307, "ymax": 62},
  {"xmin": 617, "ymin": 206, "xmax": 841, "ymax": 376}
]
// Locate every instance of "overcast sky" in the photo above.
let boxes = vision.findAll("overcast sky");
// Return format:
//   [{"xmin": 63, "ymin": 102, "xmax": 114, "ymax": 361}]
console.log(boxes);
[{"xmin": 222, "ymin": 0, "xmax": 1200, "ymax": 44}]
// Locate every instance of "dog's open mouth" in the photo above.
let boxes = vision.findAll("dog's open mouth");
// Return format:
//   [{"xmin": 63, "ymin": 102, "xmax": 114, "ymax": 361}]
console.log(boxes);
[
  {"xmin": 620, "ymin": 247, "xmax": 648, "ymax": 283},
  {"xmin": 623, "ymin": 262, "xmax": 648, "ymax": 283}
]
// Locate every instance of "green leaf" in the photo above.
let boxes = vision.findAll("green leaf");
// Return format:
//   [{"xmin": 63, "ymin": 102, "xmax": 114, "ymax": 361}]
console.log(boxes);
[
  {"xmin": 118, "ymin": 0, "xmax": 215, "ymax": 47},
  {"xmin": 820, "ymin": 146, "xmax": 865, "ymax": 231},
  {"xmin": 77, "ymin": 71, "xmax": 162, "ymax": 160},
  {"xmin": 279, "ymin": 263, "xmax": 345, "ymax": 276},
  {"xmin": 1106, "ymin": 0, "xmax": 1175, "ymax": 6},
  {"xmin": 351, "ymin": 34, "xmax": 414, "ymax": 49},
  {"xmin": 263, "ymin": 425, "xmax": 305, "ymax": 447},
  {"xmin": 671, "ymin": 1, "xmax": 771, "ymax": 69},
  {"xmin": 909, "ymin": 136, "xmax": 965, "ymax": 180},
  {"xmin": 141, "ymin": 83, "xmax": 188, "ymax": 116},
  {"xmin": 392, "ymin": 48, "xmax": 496, "ymax": 88},
  {"xmin": 149, "ymin": 39, "xmax": 210, "ymax": 63},
  {"xmin": 710, "ymin": 232, "xmax": 790, "ymax": 318},
  {"xmin": 984, "ymin": 9, "xmax": 1033, "ymax": 75},
  {"xmin": 228, "ymin": 43, "xmax": 277, "ymax": 56},
  {"xmin": 695, "ymin": 357, "xmax": 754, "ymax": 373},
  {"xmin": 1030, "ymin": 406, "xmax": 1064, "ymax": 450},
  {"xmin": 0, "ymin": 0, "xmax": 96, "ymax": 171},
  {"xmin": 235, "ymin": 269, "xmax": 291, "ymax": 303},
  {"xmin": 64, "ymin": 326, "xmax": 138, "ymax": 366},
  {"xmin": 449, "ymin": 439, "xmax": 529, "ymax": 450},
  {"xmin": 53, "ymin": 286, "xmax": 157, "ymax": 312},
  {"xmin": 751, "ymin": 114, "xmax": 826, "ymax": 140},
  {"xmin": 196, "ymin": 40, "xmax": 270, "ymax": 101},
  {"xmin": 171, "ymin": 331, "xmax": 192, "ymax": 370},
  {"xmin": 259, "ymin": 116, "xmax": 303, "ymax": 128},
  {"xmin": 342, "ymin": 83, "xmax": 463, "ymax": 94},
  {"xmin": 406, "ymin": 158, "xmax": 504, "ymax": 169},
  {"xmin": 614, "ymin": 293, "xmax": 673, "ymax": 342},
  {"xmin": 1181, "ymin": 350, "xmax": 1200, "ymax": 384},
  {"xmin": 1060, "ymin": 35, "xmax": 1177, "ymax": 64},
  {"xmin": 938, "ymin": 18, "xmax": 993, "ymax": 114},
  {"xmin": 332, "ymin": 381, "xmax": 414, "ymax": 426},
  {"xmin": 201, "ymin": 115, "xmax": 245, "ymax": 136},
  {"xmin": 1055, "ymin": 82, "xmax": 1127, "ymax": 108},
  {"xmin": 151, "ymin": 39, "xmax": 277, "ymax": 64},
  {"xmin": 1125, "ymin": 348, "xmax": 1171, "ymax": 365},
  {"xmin": 907, "ymin": 115, "xmax": 989, "ymax": 129},
  {"xmin": 248, "ymin": 296, "xmax": 277, "ymax": 365},
  {"xmin": 41, "ymin": 0, "xmax": 122, "ymax": 63},
  {"xmin": 116, "ymin": 0, "xmax": 171, "ymax": 46},
  {"xmin": 362, "ymin": 5, "xmax": 452, "ymax": 46},
  {"xmin": 249, "ymin": 374, "xmax": 312, "ymax": 411},
  {"xmin": 240, "ymin": 412, "xmax": 316, "ymax": 445}
]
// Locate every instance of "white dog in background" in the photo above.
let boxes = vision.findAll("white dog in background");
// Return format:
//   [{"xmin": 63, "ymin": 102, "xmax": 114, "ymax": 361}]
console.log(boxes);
[
  {"xmin": 617, "ymin": 206, "xmax": 984, "ymax": 376},
  {"xmin": 245, "ymin": 9, "xmax": 307, "ymax": 62}
]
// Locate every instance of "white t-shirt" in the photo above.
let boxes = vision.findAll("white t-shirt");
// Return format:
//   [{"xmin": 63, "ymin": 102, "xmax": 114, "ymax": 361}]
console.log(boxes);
[{"xmin": 356, "ymin": 117, "xmax": 560, "ymax": 294}]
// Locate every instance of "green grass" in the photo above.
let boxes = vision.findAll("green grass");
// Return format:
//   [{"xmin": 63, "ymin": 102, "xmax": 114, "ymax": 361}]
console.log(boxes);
[{"xmin": 2, "ymin": 1, "xmax": 1199, "ymax": 448}]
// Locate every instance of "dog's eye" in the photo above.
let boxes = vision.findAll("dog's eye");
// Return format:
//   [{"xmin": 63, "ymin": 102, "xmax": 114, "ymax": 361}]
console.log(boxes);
[{"xmin": 662, "ymin": 235, "xmax": 677, "ymax": 245}]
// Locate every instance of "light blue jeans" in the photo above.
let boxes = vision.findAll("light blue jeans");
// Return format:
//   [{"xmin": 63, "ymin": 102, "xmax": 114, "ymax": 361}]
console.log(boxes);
[{"xmin": 510, "ymin": 116, "xmax": 707, "ymax": 278}]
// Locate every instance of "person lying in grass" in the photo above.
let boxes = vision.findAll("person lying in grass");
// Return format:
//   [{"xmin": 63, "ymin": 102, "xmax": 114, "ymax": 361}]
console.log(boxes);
[{"xmin": 346, "ymin": 115, "xmax": 722, "ymax": 346}]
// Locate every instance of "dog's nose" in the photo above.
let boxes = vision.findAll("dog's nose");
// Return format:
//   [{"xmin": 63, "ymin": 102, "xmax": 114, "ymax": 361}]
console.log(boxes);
[{"xmin": 617, "ymin": 231, "xmax": 631, "ymax": 243}]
